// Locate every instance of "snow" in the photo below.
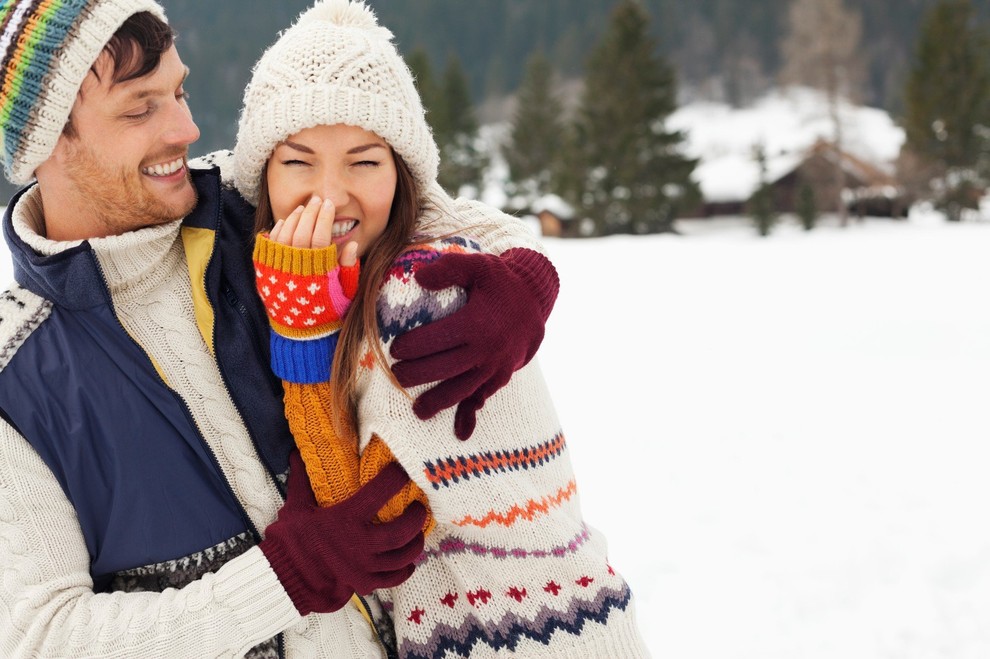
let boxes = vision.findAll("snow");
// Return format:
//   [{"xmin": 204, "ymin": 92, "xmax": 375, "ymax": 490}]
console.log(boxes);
[
  {"xmin": 1, "ymin": 90, "xmax": 985, "ymax": 657},
  {"xmin": 3, "ymin": 209, "xmax": 986, "ymax": 656},
  {"xmin": 668, "ymin": 87, "xmax": 906, "ymax": 203},
  {"xmin": 537, "ymin": 211, "xmax": 990, "ymax": 657}
]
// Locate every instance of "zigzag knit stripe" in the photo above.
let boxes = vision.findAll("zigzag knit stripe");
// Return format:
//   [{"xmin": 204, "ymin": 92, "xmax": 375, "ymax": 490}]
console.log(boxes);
[
  {"xmin": 423, "ymin": 432, "xmax": 567, "ymax": 489},
  {"xmin": 0, "ymin": 0, "xmax": 74, "ymax": 147},
  {"xmin": 452, "ymin": 480, "xmax": 578, "ymax": 529},
  {"xmin": 415, "ymin": 525, "xmax": 593, "ymax": 567},
  {"xmin": 397, "ymin": 583, "xmax": 633, "ymax": 659},
  {"xmin": 377, "ymin": 237, "xmax": 481, "ymax": 343}
]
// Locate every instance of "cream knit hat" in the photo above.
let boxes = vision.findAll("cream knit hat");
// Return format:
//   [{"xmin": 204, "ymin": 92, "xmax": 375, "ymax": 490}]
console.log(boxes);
[
  {"xmin": 0, "ymin": 0, "xmax": 167, "ymax": 184},
  {"xmin": 233, "ymin": 0, "xmax": 440, "ymax": 207}
]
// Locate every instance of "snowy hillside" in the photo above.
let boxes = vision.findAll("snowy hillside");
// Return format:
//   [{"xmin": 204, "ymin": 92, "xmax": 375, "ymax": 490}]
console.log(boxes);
[{"xmin": 667, "ymin": 86, "xmax": 906, "ymax": 204}]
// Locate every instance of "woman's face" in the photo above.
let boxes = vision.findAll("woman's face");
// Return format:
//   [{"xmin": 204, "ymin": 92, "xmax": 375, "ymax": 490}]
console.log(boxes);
[{"xmin": 266, "ymin": 124, "xmax": 397, "ymax": 256}]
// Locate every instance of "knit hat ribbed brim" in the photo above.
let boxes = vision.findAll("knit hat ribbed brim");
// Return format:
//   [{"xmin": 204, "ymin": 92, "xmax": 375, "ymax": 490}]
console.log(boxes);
[
  {"xmin": 0, "ymin": 0, "xmax": 168, "ymax": 185},
  {"xmin": 233, "ymin": 0, "xmax": 440, "ymax": 207}
]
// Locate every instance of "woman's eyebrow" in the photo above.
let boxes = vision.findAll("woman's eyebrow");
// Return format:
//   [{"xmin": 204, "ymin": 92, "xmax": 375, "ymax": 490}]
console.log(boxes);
[
  {"xmin": 281, "ymin": 139, "xmax": 315, "ymax": 154},
  {"xmin": 347, "ymin": 143, "xmax": 387, "ymax": 155}
]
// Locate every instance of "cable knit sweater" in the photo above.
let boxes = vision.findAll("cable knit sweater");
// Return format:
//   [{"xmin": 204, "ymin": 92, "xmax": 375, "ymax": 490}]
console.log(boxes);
[
  {"xmin": 255, "ymin": 229, "xmax": 650, "ymax": 658},
  {"xmin": 0, "ymin": 168, "xmax": 552, "ymax": 657}
]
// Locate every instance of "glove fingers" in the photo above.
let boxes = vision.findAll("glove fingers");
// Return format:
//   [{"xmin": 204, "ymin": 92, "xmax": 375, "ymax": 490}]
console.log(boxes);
[
  {"xmin": 366, "ymin": 501, "xmax": 428, "ymax": 557},
  {"xmin": 358, "ymin": 564, "xmax": 416, "ymax": 594},
  {"xmin": 391, "ymin": 344, "xmax": 475, "ymax": 388},
  {"xmin": 453, "ymin": 367, "xmax": 514, "ymax": 440},
  {"xmin": 453, "ymin": 404, "xmax": 478, "ymax": 441},
  {"xmin": 390, "ymin": 314, "xmax": 471, "ymax": 361},
  {"xmin": 285, "ymin": 450, "xmax": 318, "ymax": 507},
  {"xmin": 412, "ymin": 368, "xmax": 489, "ymax": 420},
  {"xmin": 413, "ymin": 252, "xmax": 481, "ymax": 291},
  {"xmin": 350, "ymin": 462, "xmax": 412, "ymax": 516}
]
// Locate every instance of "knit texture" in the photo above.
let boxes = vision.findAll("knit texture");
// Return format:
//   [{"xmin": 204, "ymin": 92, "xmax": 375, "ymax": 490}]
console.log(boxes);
[
  {"xmin": 253, "ymin": 237, "xmax": 357, "ymax": 383},
  {"xmin": 0, "ymin": 185, "xmax": 385, "ymax": 656},
  {"xmin": 349, "ymin": 237, "xmax": 650, "ymax": 657},
  {"xmin": 254, "ymin": 233, "xmax": 434, "ymax": 536},
  {"xmin": 0, "ymin": 0, "xmax": 166, "ymax": 184},
  {"xmin": 232, "ymin": 0, "xmax": 439, "ymax": 205}
]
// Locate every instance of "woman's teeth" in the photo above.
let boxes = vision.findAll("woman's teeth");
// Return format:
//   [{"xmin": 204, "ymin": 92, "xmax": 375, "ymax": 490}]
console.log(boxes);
[
  {"xmin": 332, "ymin": 220, "xmax": 357, "ymax": 237},
  {"xmin": 142, "ymin": 157, "xmax": 185, "ymax": 177}
]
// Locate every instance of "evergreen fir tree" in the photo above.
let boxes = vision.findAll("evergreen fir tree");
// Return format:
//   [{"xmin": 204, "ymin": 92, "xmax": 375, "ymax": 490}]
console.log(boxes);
[
  {"xmin": 406, "ymin": 47, "xmax": 445, "ymax": 140},
  {"xmin": 504, "ymin": 51, "xmax": 566, "ymax": 201},
  {"xmin": 568, "ymin": 0, "xmax": 699, "ymax": 235},
  {"xmin": 798, "ymin": 183, "xmax": 818, "ymax": 231},
  {"xmin": 749, "ymin": 144, "xmax": 777, "ymax": 237},
  {"xmin": 436, "ymin": 53, "xmax": 488, "ymax": 196},
  {"xmin": 902, "ymin": 0, "xmax": 990, "ymax": 221}
]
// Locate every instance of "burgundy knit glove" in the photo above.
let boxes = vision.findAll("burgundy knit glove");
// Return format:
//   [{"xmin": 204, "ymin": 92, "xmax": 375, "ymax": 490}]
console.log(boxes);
[
  {"xmin": 260, "ymin": 451, "xmax": 427, "ymax": 616},
  {"xmin": 390, "ymin": 247, "xmax": 559, "ymax": 440}
]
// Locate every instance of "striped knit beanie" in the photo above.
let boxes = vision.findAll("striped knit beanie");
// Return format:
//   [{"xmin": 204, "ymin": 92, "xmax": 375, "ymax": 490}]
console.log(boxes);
[
  {"xmin": 0, "ymin": 0, "xmax": 167, "ymax": 185},
  {"xmin": 233, "ymin": 0, "xmax": 439, "ymax": 207}
]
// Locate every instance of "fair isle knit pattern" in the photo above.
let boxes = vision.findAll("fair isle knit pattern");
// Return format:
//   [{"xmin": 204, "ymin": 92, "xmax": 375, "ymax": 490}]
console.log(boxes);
[
  {"xmin": 253, "ymin": 236, "xmax": 357, "ymax": 383},
  {"xmin": 0, "ymin": 0, "xmax": 166, "ymax": 184},
  {"xmin": 357, "ymin": 237, "xmax": 650, "ymax": 658}
]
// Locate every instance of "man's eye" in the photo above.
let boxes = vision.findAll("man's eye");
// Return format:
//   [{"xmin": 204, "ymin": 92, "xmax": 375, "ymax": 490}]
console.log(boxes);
[
  {"xmin": 176, "ymin": 90, "xmax": 190, "ymax": 102},
  {"xmin": 124, "ymin": 107, "xmax": 154, "ymax": 120}
]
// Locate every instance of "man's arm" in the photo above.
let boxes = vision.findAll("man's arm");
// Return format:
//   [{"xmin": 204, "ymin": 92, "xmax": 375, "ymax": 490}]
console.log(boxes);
[
  {"xmin": 392, "ymin": 185, "xmax": 560, "ymax": 439},
  {"xmin": 0, "ymin": 419, "xmax": 299, "ymax": 657}
]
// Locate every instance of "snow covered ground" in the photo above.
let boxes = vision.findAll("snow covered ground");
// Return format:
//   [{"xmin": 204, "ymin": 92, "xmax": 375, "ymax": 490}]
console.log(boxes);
[
  {"xmin": 538, "ymin": 211, "xmax": 990, "ymax": 658},
  {"xmin": 2, "ymin": 89, "xmax": 986, "ymax": 657},
  {"xmin": 0, "ymin": 208, "xmax": 988, "ymax": 656}
]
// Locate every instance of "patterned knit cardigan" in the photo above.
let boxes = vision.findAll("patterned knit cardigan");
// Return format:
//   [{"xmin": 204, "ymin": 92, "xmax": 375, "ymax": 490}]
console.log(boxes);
[{"xmin": 253, "ymin": 234, "xmax": 650, "ymax": 659}]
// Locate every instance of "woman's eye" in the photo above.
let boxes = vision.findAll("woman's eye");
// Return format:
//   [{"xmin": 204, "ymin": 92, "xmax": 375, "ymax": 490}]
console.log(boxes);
[
  {"xmin": 281, "ymin": 159, "xmax": 309, "ymax": 166},
  {"xmin": 355, "ymin": 160, "xmax": 380, "ymax": 167}
]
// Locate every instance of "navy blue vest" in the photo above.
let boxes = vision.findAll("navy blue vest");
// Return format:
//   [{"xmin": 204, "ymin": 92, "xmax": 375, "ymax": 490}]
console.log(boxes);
[{"xmin": 0, "ymin": 168, "xmax": 294, "ymax": 591}]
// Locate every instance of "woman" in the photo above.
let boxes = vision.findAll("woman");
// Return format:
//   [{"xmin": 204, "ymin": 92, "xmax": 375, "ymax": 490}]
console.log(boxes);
[{"xmin": 235, "ymin": 1, "xmax": 650, "ymax": 657}]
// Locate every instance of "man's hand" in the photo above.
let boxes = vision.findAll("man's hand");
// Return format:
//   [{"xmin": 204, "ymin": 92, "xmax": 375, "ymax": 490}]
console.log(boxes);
[
  {"xmin": 259, "ymin": 451, "xmax": 426, "ymax": 615},
  {"xmin": 390, "ymin": 247, "xmax": 559, "ymax": 440}
]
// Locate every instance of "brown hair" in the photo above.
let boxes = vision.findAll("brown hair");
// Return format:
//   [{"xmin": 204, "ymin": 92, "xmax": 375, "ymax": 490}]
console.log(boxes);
[
  {"xmin": 255, "ymin": 152, "xmax": 421, "ymax": 433},
  {"xmin": 63, "ymin": 12, "xmax": 175, "ymax": 138}
]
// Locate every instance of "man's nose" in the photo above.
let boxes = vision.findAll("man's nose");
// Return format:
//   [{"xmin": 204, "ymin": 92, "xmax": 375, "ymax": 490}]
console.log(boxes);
[{"xmin": 162, "ymin": 100, "xmax": 200, "ymax": 147}]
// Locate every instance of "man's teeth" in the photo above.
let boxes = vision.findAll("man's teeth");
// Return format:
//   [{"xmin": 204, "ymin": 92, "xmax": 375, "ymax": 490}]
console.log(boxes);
[
  {"xmin": 332, "ymin": 220, "xmax": 357, "ymax": 237},
  {"xmin": 142, "ymin": 157, "xmax": 184, "ymax": 177}
]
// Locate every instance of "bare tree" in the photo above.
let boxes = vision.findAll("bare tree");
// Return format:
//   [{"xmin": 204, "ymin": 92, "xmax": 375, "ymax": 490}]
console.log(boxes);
[{"xmin": 779, "ymin": 0, "xmax": 867, "ymax": 226}]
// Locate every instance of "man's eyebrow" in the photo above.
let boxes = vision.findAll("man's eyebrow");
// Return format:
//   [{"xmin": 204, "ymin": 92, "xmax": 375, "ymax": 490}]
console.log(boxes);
[{"xmin": 121, "ymin": 66, "xmax": 190, "ymax": 101}]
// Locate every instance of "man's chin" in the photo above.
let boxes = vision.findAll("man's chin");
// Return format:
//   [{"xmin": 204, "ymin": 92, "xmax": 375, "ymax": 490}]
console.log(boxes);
[{"xmin": 153, "ymin": 179, "xmax": 198, "ymax": 223}]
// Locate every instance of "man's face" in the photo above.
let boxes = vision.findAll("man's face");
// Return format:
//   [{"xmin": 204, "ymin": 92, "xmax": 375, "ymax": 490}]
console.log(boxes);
[{"xmin": 43, "ymin": 44, "xmax": 200, "ymax": 240}]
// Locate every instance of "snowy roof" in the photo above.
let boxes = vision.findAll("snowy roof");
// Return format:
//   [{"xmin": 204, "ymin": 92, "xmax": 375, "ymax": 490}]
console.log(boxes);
[{"xmin": 668, "ymin": 87, "xmax": 905, "ymax": 203}]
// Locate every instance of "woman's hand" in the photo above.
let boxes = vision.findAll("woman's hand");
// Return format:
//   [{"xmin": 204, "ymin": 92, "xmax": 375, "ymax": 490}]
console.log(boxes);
[{"xmin": 269, "ymin": 194, "xmax": 358, "ymax": 266}]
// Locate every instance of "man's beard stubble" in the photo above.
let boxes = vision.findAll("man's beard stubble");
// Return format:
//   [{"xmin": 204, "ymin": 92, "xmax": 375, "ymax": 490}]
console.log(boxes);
[{"xmin": 63, "ymin": 140, "xmax": 198, "ymax": 236}]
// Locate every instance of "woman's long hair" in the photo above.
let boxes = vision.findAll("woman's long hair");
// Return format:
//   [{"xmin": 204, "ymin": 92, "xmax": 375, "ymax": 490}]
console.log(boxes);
[{"xmin": 254, "ymin": 153, "xmax": 420, "ymax": 433}]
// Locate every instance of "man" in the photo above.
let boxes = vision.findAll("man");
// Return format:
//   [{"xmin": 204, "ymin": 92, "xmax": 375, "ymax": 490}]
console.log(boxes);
[{"xmin": 0, "ymin": 1, "xmax": 557, "ymax": 656}]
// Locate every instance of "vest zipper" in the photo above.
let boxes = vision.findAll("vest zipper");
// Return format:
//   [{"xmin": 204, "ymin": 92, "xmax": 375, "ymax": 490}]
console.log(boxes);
[{"xmin": 90, "ymin": 252, "xmax": 280, "ymax": 654}]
